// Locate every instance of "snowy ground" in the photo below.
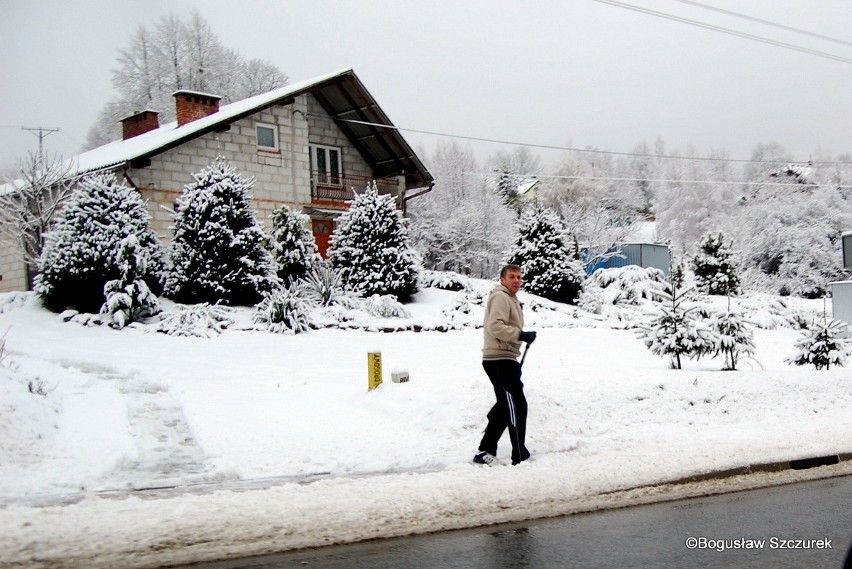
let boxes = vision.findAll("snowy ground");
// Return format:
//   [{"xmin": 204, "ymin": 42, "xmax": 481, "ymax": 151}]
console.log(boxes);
[{"xmin": 1, "ymin": 271, "xmax": 851, "ymax": 568}]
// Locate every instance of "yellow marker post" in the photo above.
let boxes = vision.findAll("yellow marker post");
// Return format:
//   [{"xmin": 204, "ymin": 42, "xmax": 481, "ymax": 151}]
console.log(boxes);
[{"xmin": 368, "ymin": 351, "xmax": 382, "ymax": 391}]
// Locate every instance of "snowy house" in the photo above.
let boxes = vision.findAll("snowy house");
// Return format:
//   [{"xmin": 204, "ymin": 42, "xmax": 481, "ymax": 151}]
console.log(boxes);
[{"xmin": 0, "ymin": 68, "xmax": 433, "ymax": 292}]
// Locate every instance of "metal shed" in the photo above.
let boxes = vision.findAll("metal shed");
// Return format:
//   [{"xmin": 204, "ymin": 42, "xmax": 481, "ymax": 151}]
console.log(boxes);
[
  {"xmin": 603, "ymin": 243, "xmax": 671, "ymax": 277},
  {"xmin": 831, "ymin": 281, "xmax": 852, "ymax": 332}
]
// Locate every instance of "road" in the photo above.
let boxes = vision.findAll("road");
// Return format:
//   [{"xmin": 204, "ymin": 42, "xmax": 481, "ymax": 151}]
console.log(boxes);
[{"xmin": 175, "ymin": 475, "xmax": 852, "ymax": 568}]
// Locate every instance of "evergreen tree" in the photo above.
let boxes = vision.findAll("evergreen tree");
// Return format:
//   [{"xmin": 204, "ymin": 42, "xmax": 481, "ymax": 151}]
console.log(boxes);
[
  {"xmin": 164, "ymin": 158, "xmax": 278, "ymax": 306},
  {"xmin": 637, "ymin": 282, "xmax": 716, "ymax": 369},
  {"xmin": 269, "ymin": 204, "xmax": 320, "ymax": 284},
  {"xmin": 693, "ymin": 232, "xmax": 740, "ymax": 296},
  {"xmin": 505, "ymin": 206, "xmax": 585, "ymax": 304},
  {"xmin": 327, "ymin": 183, "xmax": 420, "ymax": 302},
  {"xmin": 101, "ymin": 235, "xmax": 161, "ymax": 329},
  {"xmin": 35, "ymin": 172, "xmax": 165, "ymax": 313},
  {"xmin": 786, "ymin": 318, "xmax": 849, "ymax": 370},
  {"xmin": 710, "ymin": 305, "xmax": 756, "ymax": 370}
]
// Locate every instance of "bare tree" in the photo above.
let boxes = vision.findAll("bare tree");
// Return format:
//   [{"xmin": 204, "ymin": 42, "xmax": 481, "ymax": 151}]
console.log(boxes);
[
  {"xmin": 0, "ymin": 152, "xmax": 77, "ymax": 289},
  {"xmin": 86, "ymin": 10, "xmax": 288, "ymax": 148}
]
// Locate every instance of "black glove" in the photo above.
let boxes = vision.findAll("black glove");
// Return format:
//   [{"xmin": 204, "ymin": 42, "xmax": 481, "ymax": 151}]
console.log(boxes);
[{"xmin": 518, "ymin": 330, "xmax": 537, "ymax": 344}]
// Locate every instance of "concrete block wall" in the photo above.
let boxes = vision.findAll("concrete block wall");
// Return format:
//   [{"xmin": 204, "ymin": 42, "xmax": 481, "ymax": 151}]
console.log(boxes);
[
  {"xmin": 124, "ymin": 94, "xmax": 315, "ymax": 243},
  {"xmin": 0, "ymin": 247, "xmax": 27, "ymax": 293},
  {"xmin": 306, "ymin": 95, "xmax": 373, "ymax": 186}
]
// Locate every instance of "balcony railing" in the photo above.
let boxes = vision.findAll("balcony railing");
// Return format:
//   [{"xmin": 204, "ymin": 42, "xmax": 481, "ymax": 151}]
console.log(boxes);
[{"xmin": 311, "ymin": 171, "xmax": 400, "ymax": 202}]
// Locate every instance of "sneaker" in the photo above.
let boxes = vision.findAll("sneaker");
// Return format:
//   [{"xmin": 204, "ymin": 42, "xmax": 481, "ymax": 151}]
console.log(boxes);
[{"xmin": 473, "ymin": 451, "xmax": 497, "ymax": 466}]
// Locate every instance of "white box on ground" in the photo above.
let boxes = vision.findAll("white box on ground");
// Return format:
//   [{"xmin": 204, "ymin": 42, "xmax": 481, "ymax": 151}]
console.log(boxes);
[{"xmin": 391, "ymin": 369, "xmax": 409, "ymax": 383}]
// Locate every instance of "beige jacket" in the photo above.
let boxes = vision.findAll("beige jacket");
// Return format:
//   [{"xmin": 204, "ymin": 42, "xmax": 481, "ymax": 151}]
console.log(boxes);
[{"xmin": 482, "ymin": 284, "xmax": 524, "ymax": 360}]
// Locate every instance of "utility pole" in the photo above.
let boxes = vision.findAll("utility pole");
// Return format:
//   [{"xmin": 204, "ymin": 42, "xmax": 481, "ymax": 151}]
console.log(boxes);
[{"xmin": 21, "ymin": 126, "xmax": 59, "ymax": 168}]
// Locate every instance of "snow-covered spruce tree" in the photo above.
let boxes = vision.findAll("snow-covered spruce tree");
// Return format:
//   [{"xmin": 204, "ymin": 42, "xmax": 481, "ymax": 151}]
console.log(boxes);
[
  {"xmin": 710, "ymin": 305, "xmax": 756, "ymax": 371},
  {"xmin": 35, "ymin": 172, "xmax": 165, "ymax": 313},
  {"xmin": 786, "ymin": 318, "xmax": 849, "ymax": 370},
  {"xmin": 164, "ymin": 158, "xmax": 278, "ymax": 306},
  {"xmin": 692, "ymin": 232, "xmax": 740, "ymax": 296},
  {"xmin": 101, "ymin": 235, "xmax": 161, "ymax": 329},
  {"xmin": 269, "ymin": 204, "xmax": 320, "ymax": 285},
  {"xmin": 637, "ymin": 282, "xmax": 716, "ymax": 369},
  {"xmin": 505, "ymin": 205, "xmax": 585, "ymax": 304},
  {"xmin": 327, "ymin": 183, "xmax": 420, "ymax": 302}
]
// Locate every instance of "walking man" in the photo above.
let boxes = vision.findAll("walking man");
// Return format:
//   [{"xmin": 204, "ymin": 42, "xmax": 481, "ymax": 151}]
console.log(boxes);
[{"xmin": 474, "ymin": 264, "xmax": 536, "ymax": 466}]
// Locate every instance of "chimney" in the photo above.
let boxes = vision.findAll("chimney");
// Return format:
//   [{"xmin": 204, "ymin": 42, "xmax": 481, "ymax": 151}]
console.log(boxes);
[
  {"xmin": 174, "ymin": 90, "xmax": 221, "ymax": 126},
  {"xmin": 121, "ymin": 110, "xmax": 160, "ymax": 140}
]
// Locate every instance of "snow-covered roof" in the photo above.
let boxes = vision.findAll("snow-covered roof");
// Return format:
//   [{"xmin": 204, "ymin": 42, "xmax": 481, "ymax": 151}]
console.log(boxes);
[
  {"xmin": 3, "ymin": 68, "xmax": 432, "ymax": 193},
  {"xmin": 516, "ymin": 178, "xmax": 539, "ymax": 196},
  {"xmin": 69, "ymin": 68, "xmax": 355, "ymax": 177}
]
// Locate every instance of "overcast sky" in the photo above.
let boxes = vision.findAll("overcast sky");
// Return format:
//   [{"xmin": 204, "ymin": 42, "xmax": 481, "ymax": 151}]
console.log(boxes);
[{"xmin": 2, "ymin": 0, "xmax": 851, "ymax": 175}]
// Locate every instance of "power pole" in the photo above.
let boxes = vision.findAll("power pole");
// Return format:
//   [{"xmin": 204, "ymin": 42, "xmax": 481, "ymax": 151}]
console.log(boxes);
[{"xmin": 21, "ymin": 126, "xmax": 59, "ymax": 168}]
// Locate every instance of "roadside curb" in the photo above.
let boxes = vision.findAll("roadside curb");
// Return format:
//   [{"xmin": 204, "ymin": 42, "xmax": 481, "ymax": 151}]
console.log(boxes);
[{"xmin": 669, "ymin": 452, "xmax": 852, "ymax": 485}]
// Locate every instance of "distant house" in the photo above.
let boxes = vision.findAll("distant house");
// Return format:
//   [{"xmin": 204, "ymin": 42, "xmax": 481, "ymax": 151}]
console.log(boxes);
[{"xmin": 0, "ymin": 68, "xmax": 433, "ymax": 292}]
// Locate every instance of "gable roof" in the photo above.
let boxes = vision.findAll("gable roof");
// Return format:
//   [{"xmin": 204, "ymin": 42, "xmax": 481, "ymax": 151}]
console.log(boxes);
[{"xmin": 67, "ymin": 68, "xmax": 433, "ymax": 189}]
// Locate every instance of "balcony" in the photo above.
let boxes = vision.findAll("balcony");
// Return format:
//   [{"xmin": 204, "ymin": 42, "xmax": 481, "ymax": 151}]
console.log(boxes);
[{"xmin": 311, "ymin": 171, "xmax": 401, "ymax": 203}]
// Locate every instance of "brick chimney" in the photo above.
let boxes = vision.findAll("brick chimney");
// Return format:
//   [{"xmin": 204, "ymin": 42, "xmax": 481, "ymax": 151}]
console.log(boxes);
[
  {"xmin": 173, "ymin": 90, "xmax": 221, "ymax": 126},
  {"xmin": 121, "ymin": 110, "xmax": 160, "ymax": 140}
]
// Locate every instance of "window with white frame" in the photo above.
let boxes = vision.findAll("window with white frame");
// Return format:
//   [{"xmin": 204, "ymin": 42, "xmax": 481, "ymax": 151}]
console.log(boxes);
[
  {"xmin": 256, "ymin": 123, "xmax": 278, "ymax": 150},
  {"xmin": 311, "ymin": 145, "xmax": 342, "ymax": 185}
]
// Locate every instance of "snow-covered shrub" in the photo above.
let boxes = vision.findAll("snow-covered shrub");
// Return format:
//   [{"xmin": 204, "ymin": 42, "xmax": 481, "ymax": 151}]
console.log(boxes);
[
  {"xmin": 637, "ymin": 283, "xmax": 716, "ymax": 369},
  {"xmin": 164, "ymin": 158, "xmax": 279, "ymax": 306},
  {"xmin": 362, "ymin": 294, "xmax": 411, "ymax": 319},
  {"xmin": 35, "ymin": 172, "xmax": 165, "ymax": 313},
  {"xmin": 710, "ymin": 308, "xmax": 756, "ymax": 370},
  {"xmin": 101, "ymin": 235, "xmax": 161, "ymax": 329},
  {"xmin": 692, "ymin": 232, "xmax": 740, "ymax": 296},
  {"xmin": 420, "ymin": 270, "xmax": 471, "ymax": 292},
  {"xmin": 328, "ymin": 183, "xmax": 420, "ymax": 302},
  {"xmin": 0, "ymin": 292, "xmax": 29, "ymax": 314},
  {"xmin": 577, "ymin": 286, "xmax": 604, "ymax": 315},
  {"xmin": 270, "ymin": 204, "xmax": 320, "ymax": 284},
  {"xmin": 786, "ymin": 318, "xmax": 849, "ymax": 370},
  {"xmin": 590, "ymin": 266, "xmax": 668, "ymax": 306},
  {"xmin": 506, "ymin": 205, "xmax": 585, "ymax": 304},
  {"xmin": 156, "ymin": 303, "xmax": 235, "ymax": 338},
  {"xmin": 301, "ymin": 261, "xmax": 359, "ymax": 308},
  {"xmin": 253, "ymin": 284, "xmax": 311, "ymax": 334}
]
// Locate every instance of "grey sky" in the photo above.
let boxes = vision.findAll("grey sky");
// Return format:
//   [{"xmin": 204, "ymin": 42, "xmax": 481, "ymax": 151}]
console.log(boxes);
[{"xmin": 2, "ymin": 0, "xmax": 851, "ymax": 175}]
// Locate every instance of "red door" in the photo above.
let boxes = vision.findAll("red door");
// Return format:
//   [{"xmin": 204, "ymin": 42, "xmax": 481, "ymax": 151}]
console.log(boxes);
[{"xmin": 312, "ymin": 220, "xmax": 333, "ymax": 258}]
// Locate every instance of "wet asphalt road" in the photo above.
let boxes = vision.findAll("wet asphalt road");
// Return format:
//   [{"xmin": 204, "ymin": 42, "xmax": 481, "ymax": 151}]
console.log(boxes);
[{"xmin": 177, "ymin": 475, "xmax": 852, "ymax": 569}]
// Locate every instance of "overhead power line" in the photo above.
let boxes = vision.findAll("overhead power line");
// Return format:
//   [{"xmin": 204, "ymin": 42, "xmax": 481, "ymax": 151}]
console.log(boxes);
[
  {"xmin": 588, "ymin": 0, "xmax": 852, "ymax": 65},
  {"xmin": 669, "ymin": 0, "xmax": 852, "ymax": 49},
  {"xmin": 338, "ymin": 118, "xmax": 852, "ymax": 167}
]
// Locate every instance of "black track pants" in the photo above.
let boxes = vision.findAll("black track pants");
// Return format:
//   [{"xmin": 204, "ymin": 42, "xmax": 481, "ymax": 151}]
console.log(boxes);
[{"xmin": 478, "ymin": 358, "xmax": 529, "ymax": 465}]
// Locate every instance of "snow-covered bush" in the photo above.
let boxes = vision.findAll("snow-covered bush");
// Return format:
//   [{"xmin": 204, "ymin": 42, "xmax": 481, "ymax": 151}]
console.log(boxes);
[
  {"xmin": 692, "ymin": 232, "xmax": 740, "ymax": 296},
  {"xmin": 301, "ymin": 261, "xmax": 358, "ymax": 308},
  {"xmin": 637, "ymin": 283, "xmax": 716, "ymax": 369},
  {"xmin": 362, "ymin": 294, "xmax": 411, "ymax": 319},
  {"xmin": 589, "ymin": 266, "xmax": 668, "ymax": 306},
  {"xmin": 253, "ymin": 284, "xmax": 311, "ymax": 334},
  {"xmin": 506, "ymin": 205, "xmax": 585, "ymax": 304},
  {"xmin": 35, "ymin": 172, "xmax": 165, "ymax": 313},
  {"xmin": 101, "ymin": 235, "xmax": 161, "ymax": 329},
  {"xmin": 328, "ymin": 183, "xmax": 420, "ymax": 302},
  {"xmin": 710, "ymin": 308, "xmax": 756, "ymax": 370},
  {"xmin": 269, "ymin": 204, "xmax": 320, "ymax": 285},
  {"xmin": 786, "ymin": 318, "xmax": 849, "ymax": 370},
  {"xmin": 156, "ymin": 303, "xmax": 234, "ymax": 338},
  {"xmin": 420, "ymin": 270, "xmax": 471, "ymax": 292},
  {"xmin": 164, "ymin": 158, "xmax": 279, "ymax": 306}
]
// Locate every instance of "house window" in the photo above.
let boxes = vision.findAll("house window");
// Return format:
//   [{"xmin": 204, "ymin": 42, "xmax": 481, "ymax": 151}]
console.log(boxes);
[
  {"xmin": 256, "ymin": 123, "xmax": 278, "ymax": 150},
  {"xmin": 311, "ymin": 145, "xmax": 341, "ymax": 185}
]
